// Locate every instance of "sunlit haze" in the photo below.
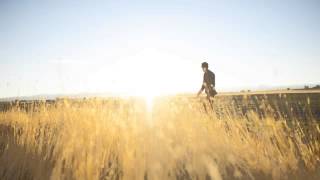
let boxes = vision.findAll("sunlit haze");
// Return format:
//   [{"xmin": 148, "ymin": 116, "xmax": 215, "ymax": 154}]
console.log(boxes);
[
  {"xmin": 1, "ymin": 1, "xmax": 320, "ymax": 179},
  {"xmin": 1, "ymin": 0, "xmax": 320, "ymax": 98}
]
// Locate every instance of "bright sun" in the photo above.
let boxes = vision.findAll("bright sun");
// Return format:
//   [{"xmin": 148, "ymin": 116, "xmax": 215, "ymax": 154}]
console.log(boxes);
[{"xmin": 103, "ymin": 48, "xmax": 198, "ymax": 106}]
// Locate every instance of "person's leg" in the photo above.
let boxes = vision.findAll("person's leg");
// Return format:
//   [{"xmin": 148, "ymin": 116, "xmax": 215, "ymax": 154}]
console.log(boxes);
[
  {"xmin": 202, "ymin": 101, "xmax": 208, "ymax": 114},
  {"xmin": 208, "ymin": 96, "xmax": 214, "ymax": 110},
  {"xmin": 202, "ymin": 94, "xmax": 215, "ymax": 114}
]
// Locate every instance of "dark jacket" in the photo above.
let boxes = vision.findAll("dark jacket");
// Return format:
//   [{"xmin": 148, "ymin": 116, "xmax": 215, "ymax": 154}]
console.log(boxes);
[{"xmin": 201, "ymin": 69, "xmax": 217, "ymax": 97}]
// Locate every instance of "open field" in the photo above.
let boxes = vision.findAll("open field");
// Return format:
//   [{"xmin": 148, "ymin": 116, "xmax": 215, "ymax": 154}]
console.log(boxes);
[{"xmin": 0, "ymin": 92, "xmax": 320, "ymax": 180}]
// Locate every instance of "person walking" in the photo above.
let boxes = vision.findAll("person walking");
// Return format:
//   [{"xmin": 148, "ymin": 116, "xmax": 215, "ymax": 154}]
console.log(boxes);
[{"xmin": 197, "ymin": 62, "xmax": 217, "ymax": 111}]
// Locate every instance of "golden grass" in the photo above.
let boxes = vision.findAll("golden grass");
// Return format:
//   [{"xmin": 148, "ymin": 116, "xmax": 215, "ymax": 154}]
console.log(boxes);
[{"xmin": 0, "ymin": 96, "xmax": 319, "ymax": 180}]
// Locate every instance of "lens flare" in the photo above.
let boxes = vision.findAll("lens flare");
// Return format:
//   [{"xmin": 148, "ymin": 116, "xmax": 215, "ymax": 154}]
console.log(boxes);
[{"xmin": 144, "ymin": 94, "xmax": 154, "ymax": 112}]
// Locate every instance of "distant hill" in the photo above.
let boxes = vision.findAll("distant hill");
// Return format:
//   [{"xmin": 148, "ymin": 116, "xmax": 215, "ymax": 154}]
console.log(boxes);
[{"xmin": 0, "ymin": 92, "xmax": 118, "ymax": 102}]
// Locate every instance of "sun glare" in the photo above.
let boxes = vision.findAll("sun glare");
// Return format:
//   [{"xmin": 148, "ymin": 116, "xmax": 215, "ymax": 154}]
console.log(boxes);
[
  {"xmin": 101, "ymin": 48, "xmax": 197, "ymax": 99},
  {"xmin": 144, "ymin": 93, "xmax": 154, "ymax": 111}
]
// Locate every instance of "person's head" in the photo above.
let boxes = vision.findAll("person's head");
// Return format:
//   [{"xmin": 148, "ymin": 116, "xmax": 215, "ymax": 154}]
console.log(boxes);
[{"xmin": 201, "ymin": 62, "xmax": 208, "ymax": 72}]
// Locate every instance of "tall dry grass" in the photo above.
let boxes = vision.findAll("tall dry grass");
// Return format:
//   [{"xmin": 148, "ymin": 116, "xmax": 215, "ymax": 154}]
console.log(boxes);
[{"xmin": 0, "ymin": 96, "xmax": 319, "ymax": 180}]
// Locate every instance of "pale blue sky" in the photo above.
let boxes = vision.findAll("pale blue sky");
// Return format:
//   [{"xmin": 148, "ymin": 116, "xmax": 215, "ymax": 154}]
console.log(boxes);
[{"xmin": 0, "ymin": 0, "xmax": 320, "ymax": 97}]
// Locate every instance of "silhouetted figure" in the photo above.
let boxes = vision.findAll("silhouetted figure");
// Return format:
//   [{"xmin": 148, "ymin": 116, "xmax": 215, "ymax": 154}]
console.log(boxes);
[{"xmin": 197, "ymin": 62, "xmax": 217, "ymax": 112}]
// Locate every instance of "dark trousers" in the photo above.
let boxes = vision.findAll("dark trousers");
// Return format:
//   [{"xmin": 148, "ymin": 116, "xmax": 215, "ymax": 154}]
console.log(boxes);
[{"xmin": 203, "ymin": 94, "xmax": 215, "ymax": 113}]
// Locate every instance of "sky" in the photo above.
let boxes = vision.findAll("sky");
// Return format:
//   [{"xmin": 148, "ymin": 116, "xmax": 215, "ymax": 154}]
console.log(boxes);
[{"xmin": 0, "ymin": 0, "xmax": 320, "ymax": 98}]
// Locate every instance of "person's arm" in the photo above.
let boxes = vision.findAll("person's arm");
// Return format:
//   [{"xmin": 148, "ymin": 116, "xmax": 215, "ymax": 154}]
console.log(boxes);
[
  {"xmin": 197, "ymin": 85, "xmax": 204, "ymax": 97},
  {"xmin": 197, "ymin": 73, "xmax": 206, "ymax": 97},
  {"xmin": 197, "ymin": 80, "xmax": 206, "ymax": 97}
]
